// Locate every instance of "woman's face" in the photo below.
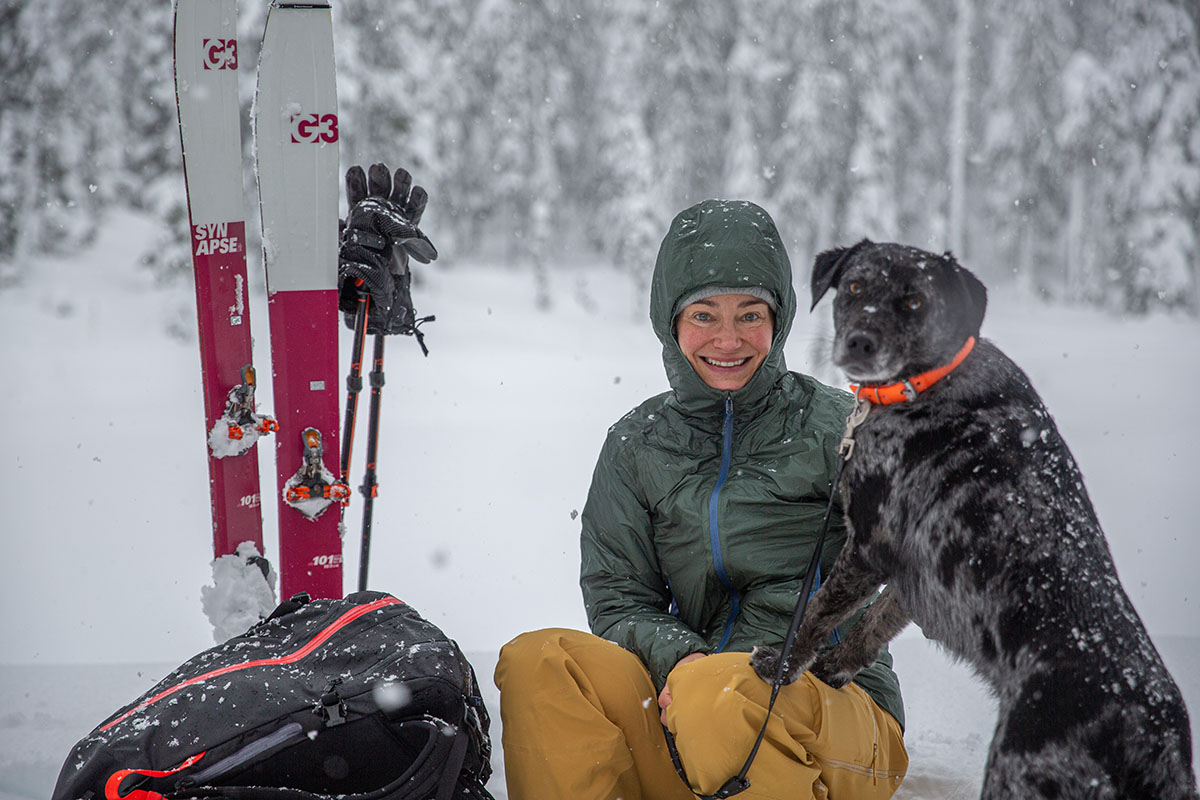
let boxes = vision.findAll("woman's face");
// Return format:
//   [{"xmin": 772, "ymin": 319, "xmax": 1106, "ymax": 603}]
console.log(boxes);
[{"xmin": 675, "ymin": 293, "xmax": 774, "ymax": 391}]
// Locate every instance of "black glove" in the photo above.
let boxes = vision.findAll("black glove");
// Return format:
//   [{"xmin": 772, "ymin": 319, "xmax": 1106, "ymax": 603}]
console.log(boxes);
[{"xmin": 338, "ymin": 163, "xmax": 438, "ymax": 335}]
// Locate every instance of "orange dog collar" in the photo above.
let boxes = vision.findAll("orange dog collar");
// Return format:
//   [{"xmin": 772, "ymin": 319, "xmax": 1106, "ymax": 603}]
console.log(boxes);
[{"xmin": 850, "ymin": 336, "xmax": 976, "ymax": 405}]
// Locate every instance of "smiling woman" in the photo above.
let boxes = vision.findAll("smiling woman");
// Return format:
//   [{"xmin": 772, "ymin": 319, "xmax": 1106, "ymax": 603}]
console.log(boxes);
[{"xmin": 492, "ymin": 199, "xmax": 908, "ymax": 800}]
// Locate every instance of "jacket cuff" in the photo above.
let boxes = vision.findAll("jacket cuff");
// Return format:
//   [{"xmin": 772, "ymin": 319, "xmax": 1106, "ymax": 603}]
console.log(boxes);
[{"xmin": 644, "ymin": 630, "xmax": 709, "ymax": 691}]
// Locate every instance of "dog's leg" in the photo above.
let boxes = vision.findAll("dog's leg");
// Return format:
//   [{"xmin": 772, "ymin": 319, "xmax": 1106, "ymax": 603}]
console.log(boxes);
[
  {"xmin": 979, "ymin": 735, "xmax": 1117, "ymax": 800},
  {"xmin": 809, "ymin": 585, "xmax": 909, "ymax": 688},
  {"xmin": 750, "ymin": 551, "xmax": 885, "ymax": 684}
]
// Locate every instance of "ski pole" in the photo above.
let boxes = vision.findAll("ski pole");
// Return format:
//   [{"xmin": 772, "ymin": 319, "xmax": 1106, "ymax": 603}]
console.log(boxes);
[
  {"xmin": 339, "ymin": 287, "xmax": 370, "ymax": 492},
  {"xmin": 358, "ymin": 333, "xmax": 386, "ymax": 591}
]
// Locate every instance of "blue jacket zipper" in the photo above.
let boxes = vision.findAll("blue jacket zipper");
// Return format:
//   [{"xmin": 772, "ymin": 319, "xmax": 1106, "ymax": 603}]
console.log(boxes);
[
  {"xmin": 710, "ymin": 396, "xmax": 740, "ymax": 652},
  {"xmin": 706, "ymin": 396, "xmax": 840, "ymax": 651}
]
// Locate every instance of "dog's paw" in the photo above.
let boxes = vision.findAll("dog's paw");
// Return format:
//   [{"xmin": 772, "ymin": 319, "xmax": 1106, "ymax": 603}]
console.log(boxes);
[
  {"xmin": 750, "ymin": 646, "xmax": 782, "ymax": 681},
  {"xmin": 750, "ymin": 645, "xmax": 800, "ymax": 684},
  {"xmin": 810, "ymin": 651, "xmax": 853, "ymax": 689}
]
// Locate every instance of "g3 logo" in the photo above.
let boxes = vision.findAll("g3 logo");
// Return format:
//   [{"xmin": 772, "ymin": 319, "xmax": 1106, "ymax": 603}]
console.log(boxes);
[
  {"xmin": 290, "ymin": 113, "xmax": 339, "ymax": 144},
  {"xmin": 202, "ymin": 39, "xmax": 238, "ymax": 70}
]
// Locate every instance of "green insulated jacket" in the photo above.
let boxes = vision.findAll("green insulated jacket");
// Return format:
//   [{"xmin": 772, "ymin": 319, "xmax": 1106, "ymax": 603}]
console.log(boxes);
[{"xmin": 580, "ymin": 199, "xmax": 904, "ymax": 728}]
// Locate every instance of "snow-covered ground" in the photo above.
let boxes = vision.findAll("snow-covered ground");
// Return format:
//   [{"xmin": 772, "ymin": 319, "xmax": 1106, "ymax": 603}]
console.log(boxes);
[{"xmin": 2, "ymin": 211, "xmax": 1197, "ymax": 798}]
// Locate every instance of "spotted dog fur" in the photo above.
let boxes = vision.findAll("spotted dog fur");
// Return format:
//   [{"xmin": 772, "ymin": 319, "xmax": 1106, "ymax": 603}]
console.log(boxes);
[{"xmin": 750, "ymin": 240, "xmax": 1198, "ymax": 799}]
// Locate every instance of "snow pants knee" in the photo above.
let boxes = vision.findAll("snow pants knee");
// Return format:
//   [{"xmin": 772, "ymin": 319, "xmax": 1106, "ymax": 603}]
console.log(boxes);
[{"xmin": 494, "ymin": 628, "xmax": 907, "ymax": 800}]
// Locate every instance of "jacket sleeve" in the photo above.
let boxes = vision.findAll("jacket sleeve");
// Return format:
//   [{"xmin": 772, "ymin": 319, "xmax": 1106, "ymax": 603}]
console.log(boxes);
[{"xmin": 580, "ymin": 432, "xmax": 709, "ymax": 690}]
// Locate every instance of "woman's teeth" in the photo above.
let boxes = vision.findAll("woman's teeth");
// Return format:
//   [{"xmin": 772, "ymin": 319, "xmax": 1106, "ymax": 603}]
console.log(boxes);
[{"xmin": 703, "ymin": 356, "xmax": 749, "ymax": 368}]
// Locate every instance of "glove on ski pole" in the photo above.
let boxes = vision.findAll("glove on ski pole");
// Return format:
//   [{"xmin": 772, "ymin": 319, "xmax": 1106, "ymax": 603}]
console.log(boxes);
[
  {"xmin": 338, "ymin": 163, "xmax": 437, "ymax": 336},
  {"xmin": 337, "ymin": 163, "xmax": 436, "ymax": 588}
]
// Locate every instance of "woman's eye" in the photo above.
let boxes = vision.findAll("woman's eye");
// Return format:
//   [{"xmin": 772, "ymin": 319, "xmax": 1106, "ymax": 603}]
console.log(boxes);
[
  {"xmin": 847, "ymin": 281, "xmax": 863, "ymax": 295},
  {"xmin": 905, "ymin": 296, "xmax": 922, "ymax": 311},
  {"xmin": 693, "ymin": 312, "xmax": 712, "ymax": 322}
]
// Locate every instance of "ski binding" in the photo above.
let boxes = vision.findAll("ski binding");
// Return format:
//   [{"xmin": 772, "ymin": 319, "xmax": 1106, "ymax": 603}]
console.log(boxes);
[
  {"xmin": 208, "ymin": 365, "xmax": 279, "ymax": 459},
  {"xmin": 283, "ymin": 427, "xmax": 351, "ymax": 519}
]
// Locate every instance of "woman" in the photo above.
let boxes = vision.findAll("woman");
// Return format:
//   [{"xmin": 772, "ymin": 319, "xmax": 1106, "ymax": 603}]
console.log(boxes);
[{"xmin": 495, "ymin": 199, "xmax": 907, "ymax": 800}]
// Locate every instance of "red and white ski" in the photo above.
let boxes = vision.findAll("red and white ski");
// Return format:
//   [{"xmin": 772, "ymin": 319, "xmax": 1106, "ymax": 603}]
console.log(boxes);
[
  {"xmin": 174, "ymin": 0, "xmax": 274, "ymax": 563},
  {"xmin": 254, "ymin": 1, "xmax": 346, "ymax": 600}
]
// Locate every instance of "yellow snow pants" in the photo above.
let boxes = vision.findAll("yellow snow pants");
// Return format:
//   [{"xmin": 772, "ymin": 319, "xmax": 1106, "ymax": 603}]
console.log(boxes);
[{"xmin": 494, "ymin": 628, "xmax": 907, "ymax": 800}]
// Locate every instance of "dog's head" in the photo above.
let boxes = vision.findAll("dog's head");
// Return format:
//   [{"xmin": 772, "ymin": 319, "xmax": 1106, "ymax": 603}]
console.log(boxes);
[{"xmin": 810, "ymin": 239, "xmax": 987, "ymax": 383}]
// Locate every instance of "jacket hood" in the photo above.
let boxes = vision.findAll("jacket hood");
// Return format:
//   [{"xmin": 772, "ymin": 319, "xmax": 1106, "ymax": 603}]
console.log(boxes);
[{"xmin": 649, "ymin": 199, "xmax": 797, "ymax": 417}]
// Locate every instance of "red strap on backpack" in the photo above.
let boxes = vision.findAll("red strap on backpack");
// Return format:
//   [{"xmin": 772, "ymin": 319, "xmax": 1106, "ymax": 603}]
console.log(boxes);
[{"xmin": 104, "ymin": 751, "xmax": 206, "ymax": 800}]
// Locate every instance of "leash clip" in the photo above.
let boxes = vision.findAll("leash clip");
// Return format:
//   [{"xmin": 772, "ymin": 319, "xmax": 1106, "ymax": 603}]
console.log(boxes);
[{"xmin": 839, "ymin": 397, "xmax": 871, "ymax": 462}]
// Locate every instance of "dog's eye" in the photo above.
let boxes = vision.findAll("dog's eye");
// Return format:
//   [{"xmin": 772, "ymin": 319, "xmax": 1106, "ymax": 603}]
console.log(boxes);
[
  {"xmin": 847, "ymin": 281, "xmax": 863, "ymax": 295},
  {"xmin": 904, "ymin": 296, "xmax": 923, "ymax": 311}
]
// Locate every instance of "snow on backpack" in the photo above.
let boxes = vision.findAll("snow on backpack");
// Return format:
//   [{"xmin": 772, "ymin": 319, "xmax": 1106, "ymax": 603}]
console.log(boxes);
[{"xmin": 52, "ymin": 590, "xmax": 494, "ymax": 800}]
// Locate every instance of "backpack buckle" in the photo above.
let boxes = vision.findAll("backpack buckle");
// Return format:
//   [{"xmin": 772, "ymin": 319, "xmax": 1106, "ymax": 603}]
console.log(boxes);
[{"xmin": 318, "ymin": 680, "xmax": 346, "ymax": 726}]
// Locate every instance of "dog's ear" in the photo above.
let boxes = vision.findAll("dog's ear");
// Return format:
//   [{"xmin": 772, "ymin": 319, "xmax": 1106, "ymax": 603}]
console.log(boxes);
[
  {"xmin": 811, "ymin": 238, "xmax": 871, "ymax": 311},
  {"xmin": 943, "ymin": 253, "xmax": 987, "ymax": 336}
]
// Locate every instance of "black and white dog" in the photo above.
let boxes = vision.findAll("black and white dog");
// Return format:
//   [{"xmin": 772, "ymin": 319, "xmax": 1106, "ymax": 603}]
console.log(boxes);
[{"xmin": 751, "ymin": 240, "xmax": 1198, "ymax": 799}]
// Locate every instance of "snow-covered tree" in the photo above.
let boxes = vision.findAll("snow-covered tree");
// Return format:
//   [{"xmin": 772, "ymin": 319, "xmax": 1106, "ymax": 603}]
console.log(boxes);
[
  {"xmin": 0, "ymin": 1, "xmax": 125, "ymax": 274},
  {"xmin": 1097, "ymin": 0, "xmax": 1200, "ymax": 312},
  {"xmin": 586, "ymin": 0, "xmax": 666, "ymax": 315},
  {"xmin": 976, "ymin": 1, "xmax": 1079, "ymax": 298},
  {"xmin": 643, "ymin": 2, "xmax": 734, "ymax": 210}
]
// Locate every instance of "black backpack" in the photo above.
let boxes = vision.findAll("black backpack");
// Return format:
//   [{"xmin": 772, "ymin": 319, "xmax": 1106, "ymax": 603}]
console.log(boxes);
[{"xmin": 52, "ymin": 590, "xmax": 494, "ymax": 800}]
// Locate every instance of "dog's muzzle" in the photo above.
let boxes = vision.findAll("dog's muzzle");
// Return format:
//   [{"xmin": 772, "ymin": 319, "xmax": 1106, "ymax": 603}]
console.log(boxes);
[{"xmin": 834, "ymin": 329, "xmax": 894, "ymax": 381}]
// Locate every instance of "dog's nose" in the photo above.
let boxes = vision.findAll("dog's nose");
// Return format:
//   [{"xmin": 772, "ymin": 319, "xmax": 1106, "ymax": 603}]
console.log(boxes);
[{"xmin": 845, "ymin": 332, "xmax": 878, "ymax": 358}]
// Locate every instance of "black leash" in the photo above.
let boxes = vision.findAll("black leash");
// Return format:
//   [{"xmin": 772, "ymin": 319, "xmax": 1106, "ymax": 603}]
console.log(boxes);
[{"xmin": 665, "ymin": 398, "xmax": 870, "ymax": 798}]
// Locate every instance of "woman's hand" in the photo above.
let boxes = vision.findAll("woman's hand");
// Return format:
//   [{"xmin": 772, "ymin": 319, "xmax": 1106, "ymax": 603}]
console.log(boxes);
[{"xmin": 657, "ymin": 653, "xmax": 707, "ymax": 725}]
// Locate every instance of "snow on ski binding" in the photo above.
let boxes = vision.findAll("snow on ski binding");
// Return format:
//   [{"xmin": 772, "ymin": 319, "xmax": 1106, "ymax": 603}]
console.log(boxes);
[
  {"xmin": 283, "ymin": 427, "xmax": 350, "ymax": 519},
  {"xmin": 208, "ymin": 365, "xmax": 279, "ymax": 459}
]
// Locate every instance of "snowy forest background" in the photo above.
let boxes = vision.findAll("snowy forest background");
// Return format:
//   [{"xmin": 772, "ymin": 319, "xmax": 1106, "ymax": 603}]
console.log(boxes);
[
  {"xmin": 2, "ymin": 0, "xmax": 1198, "ymax": 315},
  {"xmin": 2, "ymin": 4, "xmax": 1200, "ymax": 796}
]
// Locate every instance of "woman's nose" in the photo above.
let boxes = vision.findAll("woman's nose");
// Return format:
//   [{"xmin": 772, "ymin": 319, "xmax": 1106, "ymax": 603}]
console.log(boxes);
[{"xmin": 712, "ymin": 321, "xmax": 741, "ymax": 349}]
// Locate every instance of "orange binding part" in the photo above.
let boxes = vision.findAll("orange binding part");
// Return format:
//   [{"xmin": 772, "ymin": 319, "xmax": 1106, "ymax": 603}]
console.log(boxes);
[
  {"xmin": 286, "ymin": 485, "xmax": 313, "ymax": 502},
  {"xmin": 328, "ymin": 482, "xmax": 352, "ymax": 504},
  {"xmin": 850, "ymin": 336, "xmax": 975, "ymax": 405}
]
